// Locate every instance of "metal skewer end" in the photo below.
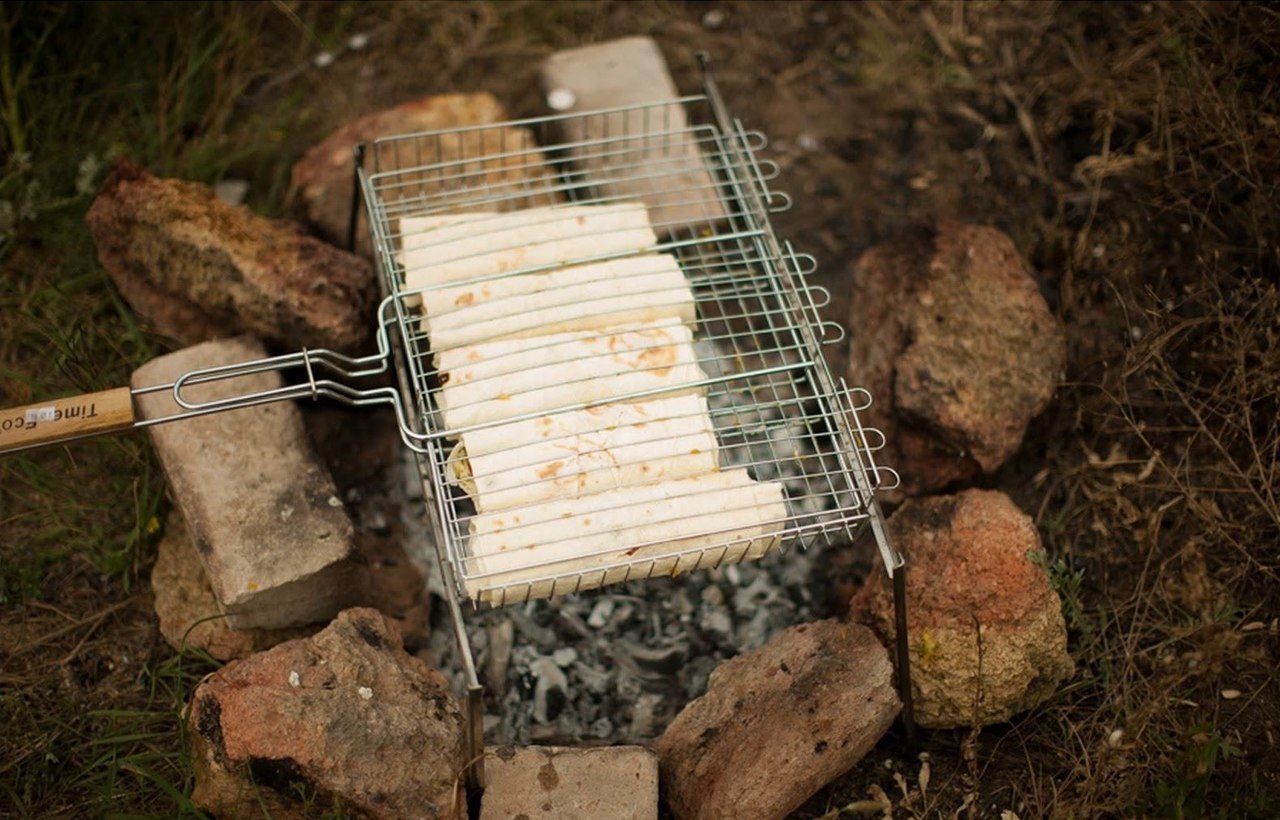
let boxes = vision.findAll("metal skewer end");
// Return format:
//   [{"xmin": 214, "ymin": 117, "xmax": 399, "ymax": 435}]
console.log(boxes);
[
  {"xmin": 348, "ymin": 142, "xmax": 366, "ymax": 253},
  {"xmin": 892, "ymin": 562, "xmax": 917, "ymax": 749}
]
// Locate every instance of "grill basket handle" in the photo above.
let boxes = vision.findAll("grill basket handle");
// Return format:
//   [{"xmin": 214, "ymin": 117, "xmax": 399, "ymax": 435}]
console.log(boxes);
[
  {"xmin": 0, "ymin": 298, "xmax": 423, "ymax": 457},
  {"xmin": 0, "ymin": 387, "xmax": 136, "ymax": 453}
]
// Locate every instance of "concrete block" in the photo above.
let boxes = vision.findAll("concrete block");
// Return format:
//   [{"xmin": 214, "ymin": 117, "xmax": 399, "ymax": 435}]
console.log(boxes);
[
  {"xmin": 539, "ymin": 36, "xmax": 727, "ymax": 235},
  {"xmin": 133, "ymin": 336, "xmax": 367, "ymax": 629},
  {"xmin": 480, "ymin": 745, "xmax": 658, "ymax": 820}
]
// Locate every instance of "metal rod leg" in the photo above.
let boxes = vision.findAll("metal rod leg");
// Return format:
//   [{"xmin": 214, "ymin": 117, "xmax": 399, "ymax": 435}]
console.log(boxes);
[
  {"xmin": 866, "ymin": 499, "xmax": 916, "ymax": 746},
  {"xmin": 347, "ymin": 143, "xmax": 366, "ymax": 253},
  {"xmin": 443, "ymin": 579, "xmax": 485, "ymax": 793},
  {"xmin": 892, "ymin": 564, "xmax": 917, "ymax": 748},
  {"xmin": 466, "ymin": 683, "xmax": 486, "ymax": 791}
]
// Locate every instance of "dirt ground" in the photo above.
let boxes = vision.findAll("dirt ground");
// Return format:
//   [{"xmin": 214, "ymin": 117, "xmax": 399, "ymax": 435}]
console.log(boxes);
[{"xmin": 2, "ymin": 2, "xmax": 1278, "ymax": 817}]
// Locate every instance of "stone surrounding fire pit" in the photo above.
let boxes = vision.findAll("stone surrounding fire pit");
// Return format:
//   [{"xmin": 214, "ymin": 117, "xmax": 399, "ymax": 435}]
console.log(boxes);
[
  {"xmin": 150, "ymin": 511, "xmax": 313, "ymax": 660},
  {"xmin": 657, "ymin": 619, "xmax": 900, "ymax": 819},
  {"xmin": 88, "ymin": 158, "xmax": 375, "ymax": 350},
  {"xmin": 187, "ymin": 608, "xmax": 466, "ymax": 819},
  {"xmin": 289, "ymin": 92, "xmax": 514, "ymax": 260},
  {"xmin": 134, "ymin": 336, "xmax": 368, "ymax": 631},
  {"xmin": 480, "ymin": 745, "xmax": 658, "ymax": 820},
  {"xmin": 846, "ymin": 221, "xmax": 1065, "ymax": 497},
  {"xmin": 852, "ymin": 489, "xmax": 1074, "ymax": 728}
]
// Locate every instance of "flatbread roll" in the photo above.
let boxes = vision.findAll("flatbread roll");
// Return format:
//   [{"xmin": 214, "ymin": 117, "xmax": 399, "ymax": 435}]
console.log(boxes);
[
  {"xmin": 449, "ymin": 394, "xmax": 718, "ymax": 512},
  {"xmin": 418, "ymin": 253, "xmax": 695, "ymax": 349},
  {"xmin": 400, "ymin": 202, "xmax": 656, "ymax": 289},
  {"xmin": 393, "ymin": 211, "xmax": 491, "ymax": 307},
  {"xmin": 462, "ymin": 469, "xmax": 787, "ymax": 603},
  {"xmin": 434, "ymin": 319, "xmax": 707, "ymax": 430}
]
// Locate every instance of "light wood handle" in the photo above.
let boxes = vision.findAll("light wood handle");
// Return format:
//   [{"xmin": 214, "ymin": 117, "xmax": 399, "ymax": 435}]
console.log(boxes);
[{"xmin": 0, "ymin": 387, "xmax": 136, "ymax": 453}]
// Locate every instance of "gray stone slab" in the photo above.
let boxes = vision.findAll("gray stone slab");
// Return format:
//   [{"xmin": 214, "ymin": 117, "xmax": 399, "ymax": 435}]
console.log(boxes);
[
  {"xmin": 133, "ymin": 336, "xmax": 367, "ymax": 629},
  {"xmin": 480, "ymin": 745, "xmax": 658, "ymax": 820},
  {"xmin": 539, "ymin": 36, "xmax": 727, "ymax": 235}
]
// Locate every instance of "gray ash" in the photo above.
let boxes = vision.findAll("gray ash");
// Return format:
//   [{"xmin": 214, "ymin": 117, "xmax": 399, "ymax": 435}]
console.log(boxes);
[{"xmin": 408, "ymin": 468, "xmax": 836, "ymax": 745}]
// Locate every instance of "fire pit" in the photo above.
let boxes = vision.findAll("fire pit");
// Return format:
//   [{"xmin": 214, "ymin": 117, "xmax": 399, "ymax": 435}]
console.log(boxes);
[{"xmin": 0, "ymin": 57, "xmax": 913, "ymax": 789}]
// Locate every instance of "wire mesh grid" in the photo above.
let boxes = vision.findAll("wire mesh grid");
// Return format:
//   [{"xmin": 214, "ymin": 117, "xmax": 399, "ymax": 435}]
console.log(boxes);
[{"xmin": 359, "ymin": 94, "xmax": 899, "ymax": 607}]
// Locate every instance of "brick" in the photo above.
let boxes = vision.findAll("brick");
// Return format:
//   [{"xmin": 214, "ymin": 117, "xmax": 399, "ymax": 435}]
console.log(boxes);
[
  {"xmin": 151, "ymin": 509, "xmax": 313, "ymax": 660},
  {"xmin": 851, "ymin": 489, "xmax": 1073, "ymax": 728},
  {"xmin": 539, "ymin": 36, "xmax": 727, "ymax": 234},
  {"xmin": 657, "ymin": 620, "xmax": 900, "ymax": 820},
  {"xmin": 846, "ymin": 221, "xmax": 1065, "ymax": 497},
  {"xmin": 188, "ymin": 609, "xmax": 465, "ymax": 819},
  {"xmin": 291, "ymin": 93, "xmax": 562, "ymax": 260},
  {"xmin": 133, "ymin": 336, "xmax": 367, "ymax": 629},
  {"xmin": 480, "ymin": 745, "xmax": 658, "ymax": 820}
]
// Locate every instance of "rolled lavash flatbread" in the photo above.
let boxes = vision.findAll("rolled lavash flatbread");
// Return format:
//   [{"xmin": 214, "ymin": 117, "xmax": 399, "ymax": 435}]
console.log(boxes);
[
  {"xmin": 394, "ymin": 210, "xmax": 490, "ymax": 240},
  {"xmin": 400, "ymin": 203, "xmax": 645, "ymax": 256},
  {"xmin": 393, "ymin": 211, "xmax": 492, "ymax": 307},
  {"xmin": 448, "ymin": 394, "xmax": 718, "ymax": 512},
  {"xmin": 399, "ymin": 202, "xmax": 656, "ymax": 290},
  {"xmin": 417, "ymin": 253, "xmax": 695, "ymax": 349},
  {"xmin": 462, "ymin": 468, "xmax": 787, "ymax": 604},
  {"xmin": 435, "ymin": 319, "xmax": 707, "ymax": 430}
]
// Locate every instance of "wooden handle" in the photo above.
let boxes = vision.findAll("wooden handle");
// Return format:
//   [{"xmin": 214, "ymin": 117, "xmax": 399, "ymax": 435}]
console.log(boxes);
[{"xmin": 0, "ymin": 387, "xmax": 136, "ymax": 453}]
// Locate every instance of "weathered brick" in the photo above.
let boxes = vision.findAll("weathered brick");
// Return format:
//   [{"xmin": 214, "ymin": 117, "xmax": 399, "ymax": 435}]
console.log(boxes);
[
  {"xmin": 290, "ymin": 92, "xmax": 561, "ymax": 259},
  {"xmin": 657, "ymin": 620, "xmax": 899, "ymax": 820},
  {"xmin": 133, "ymin": 336, "xmax": 367, "ymax": 629},
  {"xmin": 87, "ymin": 159, "xmax": 374, "ymax": 352},
  {"xmin": 480, "ymin": 745, "xmax": 658, "ymax": 820},
  {"xmin": 846, "ymin": 221, "xmax": 1065, "ymax": 497},
  {"xmin": 851, "ymin": 489, "xmax": 1074, "ymax": 728},
  {"xmin": 188, "ymin": 609, "xmax": 465, "ymax": 820},
  {"xmin": 539, "ymin": 37, "xmax": 727, "ymax": 234}
]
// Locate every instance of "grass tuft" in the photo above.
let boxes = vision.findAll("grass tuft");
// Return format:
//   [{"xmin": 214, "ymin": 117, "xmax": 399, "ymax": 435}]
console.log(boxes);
[{"xmin": 0, "ymin": 2, "xmax": 319, "ymax": 813}]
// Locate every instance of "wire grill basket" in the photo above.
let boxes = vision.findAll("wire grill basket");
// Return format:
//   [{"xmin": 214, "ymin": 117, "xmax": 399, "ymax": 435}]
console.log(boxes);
[{"xmin": 360, "ymin": 85, "xmax": 902, "ymax": 612}]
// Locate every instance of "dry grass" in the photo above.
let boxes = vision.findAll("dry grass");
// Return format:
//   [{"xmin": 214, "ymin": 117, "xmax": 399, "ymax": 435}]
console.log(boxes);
[
  {"xmin": 901, "ymin": 2, "xmax": 1280, "ymax": 817},
  {"xmin": 799, "ymin": 2, "xmax": 1279, "ymax": 817},
  {"xmin": 1034, "ymin": 5, "xmax": 1280, "ymax": 814}
]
